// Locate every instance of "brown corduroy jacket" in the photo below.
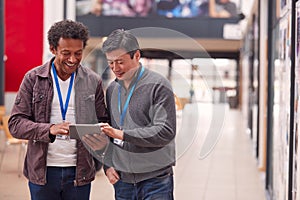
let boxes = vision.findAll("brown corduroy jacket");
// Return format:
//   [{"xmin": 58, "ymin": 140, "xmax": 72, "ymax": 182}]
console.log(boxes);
[{"xmin": 8, "ymin": 58, "xmax": 109, "ymax": 186}]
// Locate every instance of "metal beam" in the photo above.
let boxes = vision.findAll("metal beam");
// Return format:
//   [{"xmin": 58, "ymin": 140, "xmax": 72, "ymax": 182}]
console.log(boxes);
[
  {"xmin": 77, "ymin": 15, "xmax": 241, "ymax": 38},
  {"xmin": 266, "ymin": 0, "xmax": 275, "ymax": 196}
]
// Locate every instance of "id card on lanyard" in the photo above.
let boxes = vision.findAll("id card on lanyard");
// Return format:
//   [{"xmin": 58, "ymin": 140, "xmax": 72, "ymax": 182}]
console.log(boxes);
[
  {"xmin": 113, "ymin": 66, "xmax": 145, "ymax": 147},
  {"xmin": 52, "ymin": 62, "xmax": 75, "ymax": 140}
]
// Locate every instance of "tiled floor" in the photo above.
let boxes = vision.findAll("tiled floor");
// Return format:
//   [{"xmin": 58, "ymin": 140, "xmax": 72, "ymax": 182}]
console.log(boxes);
[{"xmin": 0, "ymin": 103, "xmax": 266, "ymax": 200}]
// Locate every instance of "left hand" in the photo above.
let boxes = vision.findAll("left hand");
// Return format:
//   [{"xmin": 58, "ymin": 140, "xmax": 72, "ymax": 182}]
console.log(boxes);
[
  {"xmin": 100, "ymin": 123, "xmax": 124, "ymax": 140},
  {"xmin": 82, "ymin": 133, "xmax": 108, "ymax": 151}
]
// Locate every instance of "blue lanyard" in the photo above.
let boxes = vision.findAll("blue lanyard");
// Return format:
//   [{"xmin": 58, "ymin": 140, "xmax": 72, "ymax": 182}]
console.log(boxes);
[
  {"xmin": 118, "ymin": 67, "xmax": 145, "ymax": 128},
  {"xmin": 51, "ymin": 62, "xmax": 75, "ymax": 121}
]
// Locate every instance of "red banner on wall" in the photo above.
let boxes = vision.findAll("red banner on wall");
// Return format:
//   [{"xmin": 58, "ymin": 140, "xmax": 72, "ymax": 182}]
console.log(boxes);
[{"xmin": 5, "ymin": 0, "xmax": 43, "ymax": 92}]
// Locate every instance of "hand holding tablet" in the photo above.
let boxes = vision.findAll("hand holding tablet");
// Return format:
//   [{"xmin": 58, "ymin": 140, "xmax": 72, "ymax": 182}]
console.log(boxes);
[{"xmin": 69, "ymin": 123, "xmax": 109, "ymax": 151}]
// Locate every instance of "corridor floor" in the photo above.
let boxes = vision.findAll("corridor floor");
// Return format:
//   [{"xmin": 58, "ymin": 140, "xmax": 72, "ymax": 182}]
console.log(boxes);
[{"xmin": 0, "ymin": 103, "xmax": 266, "ymax": 200}]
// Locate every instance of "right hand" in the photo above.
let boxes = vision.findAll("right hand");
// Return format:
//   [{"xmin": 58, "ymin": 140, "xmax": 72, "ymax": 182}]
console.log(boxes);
[
  {"xmin": 100, "ymin": 123, "xmax": 124, "ymax": 140},
  {"xmin": 106, "ymin": 167, "xmax": 120, "ymax": 185},
  {"xmin": 49, "ymin": 122, "xmax": 70, "ymax": 136}
]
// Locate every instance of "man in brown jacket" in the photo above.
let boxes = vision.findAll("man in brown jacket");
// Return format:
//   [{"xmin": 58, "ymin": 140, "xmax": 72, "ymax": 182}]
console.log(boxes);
[{"xmin": 8, "ymin": 20, "xmax": 108, "ymax": 200}]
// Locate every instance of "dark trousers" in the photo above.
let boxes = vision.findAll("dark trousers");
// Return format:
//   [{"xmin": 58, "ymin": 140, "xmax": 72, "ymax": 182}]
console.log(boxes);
[
  {"xmin": 28, "ymin": 166, "xmax": 91, "ymax": 200},
  {"xmin": 113, "ymin": 174, "xmax": 174, "ymax": 200}
]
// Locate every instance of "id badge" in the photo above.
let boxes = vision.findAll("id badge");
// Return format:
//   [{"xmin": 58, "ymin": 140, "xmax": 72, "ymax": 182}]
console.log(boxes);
[
  {"xmin": 113, "ymin": 138, "xmax": 124, "ymax": 147},
  {"xmin": 56, "ymin": 134, "xmax": 70, "ymax": 140}
]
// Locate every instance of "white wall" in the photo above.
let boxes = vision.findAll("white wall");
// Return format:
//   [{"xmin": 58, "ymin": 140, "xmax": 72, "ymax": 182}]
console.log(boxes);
[
  {"xmin": 5, "ymin": 0, "xmax": 77, "ymax": 114},
  {"xmin": 43, "ymin": 0, "xmax": 76, "ymax": 63},
  {"xmin": 43, "ymin": 0, "xmax": 64, "ymax": 62},
  {"xmin": 239, "ymin": 0, "xmax": 256, "ymax": 37},
  {"xmin": 4, "ymin": 92, "xmax": 17, "ymax": 115}
]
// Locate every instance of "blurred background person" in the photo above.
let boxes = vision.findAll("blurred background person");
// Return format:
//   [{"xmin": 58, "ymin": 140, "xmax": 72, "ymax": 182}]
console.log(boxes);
[
  {"xmin": 209, "ymin": 0, "xmax": 237, "ymax": 18},
  {"xmin": 102, "ymin": 0, "xmax": 153, "ymax": 17},
  {"xmin": 76, "ymin": 0, "xmax": 102, "ymax": 16},
  {"xmin": 156, "ymin": 0, "xmax": 201, "ymax": 18},
  {"xmin": 126, "ymin": 0, "xmax": 153, "ymax": 17}
]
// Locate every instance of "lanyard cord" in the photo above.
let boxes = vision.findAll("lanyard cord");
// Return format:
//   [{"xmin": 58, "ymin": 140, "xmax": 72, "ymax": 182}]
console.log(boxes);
[
  {"xmin": 118, "ymin": 67, "xmax": 145, "ymax": 128},
  {"xmin": 51, "ymin": 62, "xmax": 75, "ymax": 121}
]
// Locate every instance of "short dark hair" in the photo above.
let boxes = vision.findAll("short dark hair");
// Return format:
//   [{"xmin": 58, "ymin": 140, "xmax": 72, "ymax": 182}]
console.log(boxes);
[
  {"xmin": 102, "ymin": 29, "xmax": 140, "ymax": 55},
  {"xmin": 47, "ymin": 20, "xmax": 89, "ymax": 50}
]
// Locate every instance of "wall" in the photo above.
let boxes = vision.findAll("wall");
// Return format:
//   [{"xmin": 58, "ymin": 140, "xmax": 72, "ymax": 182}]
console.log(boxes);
[
  {"xmin": 4, "ymin": 0, "xmax": 43, "ymax": 92},
  {"xmin": 4, "ymin": 0, "xmax": 66, "ymax": 113},
  {"xmin": 43, "ymin": 0, "xmax": 66, "ymax": 62}
]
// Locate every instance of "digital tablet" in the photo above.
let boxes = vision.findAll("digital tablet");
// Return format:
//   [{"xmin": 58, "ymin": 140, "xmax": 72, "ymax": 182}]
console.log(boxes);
[{"xmin": 69, "ymin": 124, "xmax": 103, "ymax": 140}]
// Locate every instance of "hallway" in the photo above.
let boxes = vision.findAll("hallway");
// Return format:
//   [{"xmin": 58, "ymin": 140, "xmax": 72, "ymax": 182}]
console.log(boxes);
[{"xmin": 0, "ymin": 103, "xmax": 266, "ymax": 200}]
